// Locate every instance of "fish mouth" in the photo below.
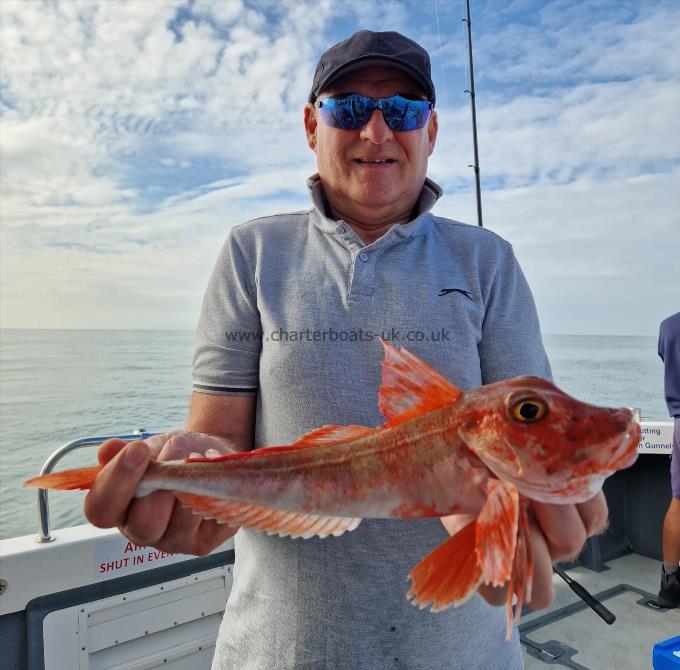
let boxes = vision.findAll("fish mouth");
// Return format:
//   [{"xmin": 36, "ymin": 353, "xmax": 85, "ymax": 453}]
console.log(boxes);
[
  {"xmin": 513, "ymin": 418, "xmax": 640, "ymax": 504},
  {"xmin": 609, "ymin": 421, "xmax": 640, "ymax": 470}
]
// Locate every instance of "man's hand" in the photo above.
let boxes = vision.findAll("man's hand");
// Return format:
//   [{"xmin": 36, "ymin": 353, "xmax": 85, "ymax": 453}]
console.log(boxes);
[
  {"xmin": 84, "ymin": 431, "xmax": 239, "ymax": 556},
  {"xmin": 441, "ymin": 491, "xmax": 608, "ymax": 610}
]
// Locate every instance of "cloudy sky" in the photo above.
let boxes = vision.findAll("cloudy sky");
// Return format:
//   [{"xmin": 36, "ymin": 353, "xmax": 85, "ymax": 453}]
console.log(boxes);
[{"xmin": 1, "ymin": 0, "xmax": 678, "ymax": 335}]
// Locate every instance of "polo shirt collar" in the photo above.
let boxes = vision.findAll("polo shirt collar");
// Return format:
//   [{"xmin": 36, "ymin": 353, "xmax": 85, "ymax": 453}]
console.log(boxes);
[{"xmin": 306, "ymin": 174, "xmax": 442, "ymax": 243}]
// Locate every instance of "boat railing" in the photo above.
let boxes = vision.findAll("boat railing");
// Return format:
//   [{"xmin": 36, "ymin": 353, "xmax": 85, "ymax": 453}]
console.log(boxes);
[{"xmin": 36, "ymin": 428, "xmax": 157, "ymax": 543}]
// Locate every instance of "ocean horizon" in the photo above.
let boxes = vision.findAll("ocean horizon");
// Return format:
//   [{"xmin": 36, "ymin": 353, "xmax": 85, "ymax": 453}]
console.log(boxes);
[{"xmin": 0, "ymin": 329, "xmax": 669, "ymax": 540}]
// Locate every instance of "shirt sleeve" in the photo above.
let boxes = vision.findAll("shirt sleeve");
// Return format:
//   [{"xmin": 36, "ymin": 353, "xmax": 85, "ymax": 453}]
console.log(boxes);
[
  {"xmin": 478, "ymin": 242, "xmax": 552, "ymax": 384},
  {"xmin": 192, "ymin": 229, "xmax": 261, "ymax": 395}
]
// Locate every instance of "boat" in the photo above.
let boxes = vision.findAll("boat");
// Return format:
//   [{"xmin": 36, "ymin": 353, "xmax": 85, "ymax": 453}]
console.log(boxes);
[{"xmin": 1, "ymin": 422, "xmax": 678, "ymax": 669}]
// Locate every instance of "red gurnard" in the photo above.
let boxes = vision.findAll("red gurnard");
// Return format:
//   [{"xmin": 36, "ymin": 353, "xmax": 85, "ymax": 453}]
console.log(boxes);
[{"xmin": 24, "ymin": 341, "xmax": 640, "ymax": 637}]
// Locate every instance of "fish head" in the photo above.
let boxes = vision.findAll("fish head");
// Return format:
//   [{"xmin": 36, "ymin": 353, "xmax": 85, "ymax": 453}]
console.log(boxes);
[{"xmin": 457, "ymin": 376, "xmax": 640, "ymax": 503}]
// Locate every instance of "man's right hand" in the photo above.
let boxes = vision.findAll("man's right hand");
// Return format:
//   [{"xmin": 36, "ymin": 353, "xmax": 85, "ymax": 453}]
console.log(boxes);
[{"xmin": 84, "ymin": 431, "xmax": 239, "ymax": 556}]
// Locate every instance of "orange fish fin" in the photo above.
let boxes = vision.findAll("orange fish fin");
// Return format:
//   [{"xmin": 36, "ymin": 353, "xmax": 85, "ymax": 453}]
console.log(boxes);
[
  {"xmin": 406, "ymin": 521, "xmax": 482, "ymax": 612},
  {"xmin": 378, "ymin": 340, "xmax": 462, "ymax": 426},
  {"xmin": 185, "ymin": 425, "xmax": 374, "ymax": 463},
  {"xmin": 23, "ymin": 465, "xmax": 102, "ymax": 490},
  {"xmin": 505, "ymin": 499, "xmax": 533, "ymax": 638},
  {"xmin": 176, "ymin": 493, "xmax": 362, "ymax": 539},
  {"xmin": 475, "ymin": 478, "xmax": 519, "ymax": 588},
  {"xmin": 291, "ymin": 424, "xmax": 375, "ymax": 447}
]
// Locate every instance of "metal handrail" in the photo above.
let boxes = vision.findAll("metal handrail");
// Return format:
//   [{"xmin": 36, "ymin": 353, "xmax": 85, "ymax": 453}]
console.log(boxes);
[{"xmin": 36, "ymin": 428, "xmax": 158, "ymax": 543}]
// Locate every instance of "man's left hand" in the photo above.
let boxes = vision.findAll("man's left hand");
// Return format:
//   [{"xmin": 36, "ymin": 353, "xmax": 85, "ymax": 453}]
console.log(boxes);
[{"xmin": 441, "ymin": 491, "xmax": 608, "ymax": 610}]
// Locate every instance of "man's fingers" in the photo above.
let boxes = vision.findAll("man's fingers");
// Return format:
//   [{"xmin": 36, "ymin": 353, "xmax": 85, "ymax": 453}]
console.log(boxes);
[
  {"xmin": 525, "ymin": 493, "xmax": 608, "ymax": 612},
  {"xmin": 122, "ymin": 490, "xmax": 178, "ymax": 547},
  {"xmin": 525, "ymin": 520, "xmax": 555, "ymax": 611},
  {"xmin": 477, "ymin": 582, "xmax": 508, "ymax": 607},
  {"xmin": 84, "ymin": 441, "xmax": 150, "ymax": 528},
  {"xmin": 158, "ymin": 434, "xmax": 195, "ymax": 461},
  {"xmin": 575, "ymin": 491, "xmax": 608, "ymax": 537},
  {"xmin": 530, "ymin": 502, "xmax": 588, "ymax": 562},
  {"xmin": 147, "ymin": 499, "xmax": 204, "ymax": 554},
  {"xmin": 97, "ymin": 438, "xmax": 128, "ymax": 465},
  {"xmin": 123, "ymin": 499, "xmax": 238, "ymax": 556},
  {"xmin": 189, "ymin": 519, "xmax": 238, "ymax": 556}
]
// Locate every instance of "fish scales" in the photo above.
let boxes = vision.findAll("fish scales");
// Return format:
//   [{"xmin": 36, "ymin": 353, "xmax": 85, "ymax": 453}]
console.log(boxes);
[{"xmin": 139, "ymin": 406, "xmax": 484, "ymax": 518}]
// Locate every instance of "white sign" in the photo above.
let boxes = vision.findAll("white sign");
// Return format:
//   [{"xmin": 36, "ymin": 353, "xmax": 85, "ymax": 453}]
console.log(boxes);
[
  {"xmin": 638, "ymin": 421, "xmax": 674, "ymax": 454},
  {"xmin": 94, "ymin": 533, "xmax": 192, "ymax": 579}
]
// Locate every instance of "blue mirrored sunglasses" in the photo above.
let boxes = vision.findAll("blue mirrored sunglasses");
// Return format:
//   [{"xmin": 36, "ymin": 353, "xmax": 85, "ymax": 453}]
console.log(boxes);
[{"xmin": 314, "ymin": 94, "xmax": 433, "ymax": 132}]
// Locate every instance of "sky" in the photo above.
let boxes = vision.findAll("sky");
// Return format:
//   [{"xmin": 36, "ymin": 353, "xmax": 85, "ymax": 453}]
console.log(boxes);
[{"xmin": 0, "ymin": 0, "xmax": 678, "ymax": 335}]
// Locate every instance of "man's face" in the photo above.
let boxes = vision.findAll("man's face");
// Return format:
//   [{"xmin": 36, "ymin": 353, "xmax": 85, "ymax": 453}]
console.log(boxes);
[{"xmin": 304, "ymin": 66, "xmax": 438, "ymax": 223}]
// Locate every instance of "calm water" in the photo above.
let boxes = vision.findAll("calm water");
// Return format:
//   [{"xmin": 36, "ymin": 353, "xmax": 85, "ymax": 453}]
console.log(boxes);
[{"xmin": 0, "ymin": 330, "xmax": 668, "ymax": 540}]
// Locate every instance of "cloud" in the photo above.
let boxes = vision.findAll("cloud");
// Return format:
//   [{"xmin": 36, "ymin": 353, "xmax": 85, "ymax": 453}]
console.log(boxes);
[{"xmin": 0, "ymin": 0, "xmax": 677, "ymax": 334}]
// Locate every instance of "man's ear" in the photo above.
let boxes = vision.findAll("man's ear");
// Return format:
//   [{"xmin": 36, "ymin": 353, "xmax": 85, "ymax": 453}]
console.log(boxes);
[
  {"xmin": 427, "ymin": 110, "xmax": 438, "ymax": 156},
  {"xmin": 303, "ymin": 103, "xmax": 318, "ymax": 153}
]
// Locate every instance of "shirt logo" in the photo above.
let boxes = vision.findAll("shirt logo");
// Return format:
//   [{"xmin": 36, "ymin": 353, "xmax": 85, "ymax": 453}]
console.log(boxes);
[{"xmin": 438, "ymin": 288, "xmax": 473, "ymax": 300}]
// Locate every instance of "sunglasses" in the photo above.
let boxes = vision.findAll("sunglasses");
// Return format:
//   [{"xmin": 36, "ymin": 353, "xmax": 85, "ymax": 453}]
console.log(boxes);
[{"xmin": 314, "ymin": 94, "xmax": 433, "ymax": 132}]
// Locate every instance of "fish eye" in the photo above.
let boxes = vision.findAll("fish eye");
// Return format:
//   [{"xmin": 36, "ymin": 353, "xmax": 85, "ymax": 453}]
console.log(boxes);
[{"xmin": 509, "ymin": 398, "xmax": 548, "ymax": 423}]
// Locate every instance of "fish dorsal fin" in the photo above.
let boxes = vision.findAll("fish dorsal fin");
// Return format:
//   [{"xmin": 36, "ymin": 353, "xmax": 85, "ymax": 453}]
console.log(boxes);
[
  {"xmin": 379, "ymin": 340, "xmax": 462, "ymax": 425},
  {"xmin": 185, "ymin": 425, "xmax": 374, "ymax": 464},
  {"xmin": 176, "ymin": 493, "xmax": 362, "ymax": 539},
  {"xmin": 291, "ymin": 424, "xmax": 374, "ymax": 447}
]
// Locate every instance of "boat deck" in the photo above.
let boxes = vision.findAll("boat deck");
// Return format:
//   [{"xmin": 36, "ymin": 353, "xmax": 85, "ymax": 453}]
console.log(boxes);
[{"xmin": 520, "ymin": 553, "xmax": 679, "ymax": 670}]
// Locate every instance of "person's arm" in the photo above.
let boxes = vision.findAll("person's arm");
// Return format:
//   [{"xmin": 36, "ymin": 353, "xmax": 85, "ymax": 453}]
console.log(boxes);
[{"xmin": 84, "ymin": 392, "xmax": 256, "ymax": 556}]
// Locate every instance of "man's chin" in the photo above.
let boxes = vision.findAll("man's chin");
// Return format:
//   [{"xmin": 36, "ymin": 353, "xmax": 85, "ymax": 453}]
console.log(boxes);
[{"xmin": 349, "ymin": 182, "xmax": 404, "ymax": 209}]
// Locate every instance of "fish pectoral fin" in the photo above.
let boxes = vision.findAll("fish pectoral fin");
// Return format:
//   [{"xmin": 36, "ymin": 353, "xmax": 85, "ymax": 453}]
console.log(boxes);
[
  {"xmin": 475, "ymin": 478, "xmax": 519, "ymax": 588},
  {"xmin": 476, "ymin": 480, "xmax": 533, "ymax": 641},
  {"xmin": 175, "ymin": 493, "xmax": 362, "ymax": 540},
  {"xmin": 378, "ymin": 340, "xmax": 462, "ymax": 426},
  {"xmin": 406, "ymin": 521, "xmax": 482, "ymax": 612},
  {"xmin": 506, "ymin": 500, "xmax": 533, "ymax": 636}
]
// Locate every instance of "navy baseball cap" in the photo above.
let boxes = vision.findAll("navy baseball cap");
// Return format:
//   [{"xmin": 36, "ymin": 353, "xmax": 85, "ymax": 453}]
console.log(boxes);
[{"xmin": 309, "ymin": 30, "xmax": 436, "ymax": 105}]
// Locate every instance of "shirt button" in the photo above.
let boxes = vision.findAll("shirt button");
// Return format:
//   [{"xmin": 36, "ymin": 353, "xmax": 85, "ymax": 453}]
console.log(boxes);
[
  {"xmin": 359, "ymin": 252, "xmax": 368, "ymax": 262},
  {"xmin": 336, "ymin": 225, "xmax": 346, "ymax": 234}
]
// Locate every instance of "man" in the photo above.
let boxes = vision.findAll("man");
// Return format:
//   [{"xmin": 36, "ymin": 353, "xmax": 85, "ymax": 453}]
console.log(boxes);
[
  {"xmin": 657, "ymin": 311, "xmax": 680, "ymax": 608},
  {"xmin": 85, "ymin": 31, "xmax": 607, "ymax": 669}
]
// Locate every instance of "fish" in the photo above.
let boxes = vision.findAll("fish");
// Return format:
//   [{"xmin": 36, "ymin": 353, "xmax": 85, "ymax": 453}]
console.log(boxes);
[{"xmin": 24, "ymin": 340, "xmax": 640, "ymax": 638}]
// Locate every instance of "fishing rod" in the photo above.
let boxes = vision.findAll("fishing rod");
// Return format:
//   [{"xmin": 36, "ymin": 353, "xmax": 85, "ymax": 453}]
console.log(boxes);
[
  {"xmin": 553, "ymin": 564, "xmax": 616, "ymax": 625},
  {"xmin": 462, "ymin": 0, "xmax": 483, "ymax": 227}
]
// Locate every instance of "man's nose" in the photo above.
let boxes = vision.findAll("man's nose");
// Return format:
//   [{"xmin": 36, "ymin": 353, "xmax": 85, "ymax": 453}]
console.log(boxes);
[{"xmin": 359, "ymin": 109, "xmax": 393, "ymax": 143}]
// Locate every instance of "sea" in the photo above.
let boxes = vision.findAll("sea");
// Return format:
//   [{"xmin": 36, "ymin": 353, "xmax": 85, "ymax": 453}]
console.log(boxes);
[{"xmin": 0, "ymin": 329, "xmax": 669, "ymax": 541}]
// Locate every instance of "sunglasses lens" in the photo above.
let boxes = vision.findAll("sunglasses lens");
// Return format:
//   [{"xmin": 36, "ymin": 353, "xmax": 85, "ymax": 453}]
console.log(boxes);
[
  {"xmin": 385, "ymin": 97, "xmax": 431, "ymax": 131},
  {"xmin": 317, "ymin": 95, "xmax": 431, "ymax": 132},
  {"xmin": 317, "ymin": 96, "xmax": 368, "ymax": 130}
]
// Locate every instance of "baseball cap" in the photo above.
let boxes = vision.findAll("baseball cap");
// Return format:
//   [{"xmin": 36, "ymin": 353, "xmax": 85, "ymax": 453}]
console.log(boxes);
[{"xmin": 309, "ymin": 30, "xmax": 436, "ymax": 105}]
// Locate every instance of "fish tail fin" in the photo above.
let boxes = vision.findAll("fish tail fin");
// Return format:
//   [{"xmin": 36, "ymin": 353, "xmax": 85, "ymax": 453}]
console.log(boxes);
[
  {"xmin": 406, "ymin": 520, "xmax": 483, "ymax": 611},
  {"xmin": 23, "ymin": 465, "xmax": 102, "ymax": 491}
]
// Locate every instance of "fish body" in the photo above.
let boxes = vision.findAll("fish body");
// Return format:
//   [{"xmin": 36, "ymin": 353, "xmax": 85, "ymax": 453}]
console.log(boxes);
[
  {"xmin": 137, "ymin": 406, "xmax": 490, "ymax": 519},
  {"xmin": 25, "ymin": 340, "xmax": 640, "ymax": 637}
]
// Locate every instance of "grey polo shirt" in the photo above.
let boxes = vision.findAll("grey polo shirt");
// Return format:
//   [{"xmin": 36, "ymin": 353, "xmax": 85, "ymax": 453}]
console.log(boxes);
[{"xmin": 194, "ymin": 174, "xmax": 551, "ymax": 670}]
